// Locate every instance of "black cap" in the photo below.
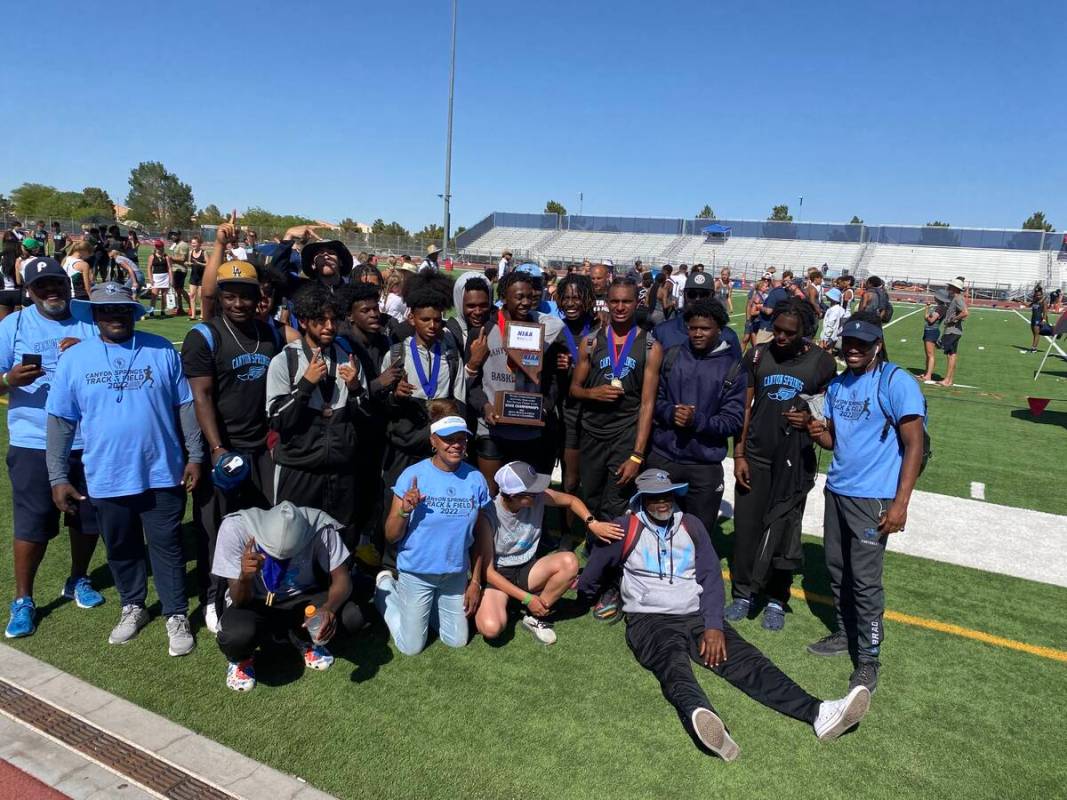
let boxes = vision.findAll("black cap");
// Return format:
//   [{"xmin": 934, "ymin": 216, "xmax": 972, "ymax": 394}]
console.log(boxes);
[{"xmin": 21, "ymin": 257, "xmax": 67, "ymax": 288}]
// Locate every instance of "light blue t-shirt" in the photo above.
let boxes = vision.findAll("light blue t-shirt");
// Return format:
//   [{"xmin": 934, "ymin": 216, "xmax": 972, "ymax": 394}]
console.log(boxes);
[
  {"xmin": 825, "ymin": 363, "xmax": 926, "ymax": 499},
  {"xmin": 0, "ymin": 306, "xmax": 98, "ymax": 450},
  {"xmin": 47, "ymin": 331, "xmax": 193, "ymax": 498},
  {"xmin": 392, "ymin": 459, "xmax": 490, "ymax": 574}
]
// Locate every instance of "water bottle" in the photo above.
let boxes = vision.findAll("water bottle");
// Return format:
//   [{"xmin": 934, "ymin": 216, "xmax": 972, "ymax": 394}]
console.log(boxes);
[{"xmin": 304, "ymin": 605, "xmax": 324, "ymax": 644}]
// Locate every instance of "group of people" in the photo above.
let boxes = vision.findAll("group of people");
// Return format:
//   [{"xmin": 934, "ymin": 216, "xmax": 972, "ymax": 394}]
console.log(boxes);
[{"xmin": 1, "ymin": 225, "xmax": 931, "ymax": 760}]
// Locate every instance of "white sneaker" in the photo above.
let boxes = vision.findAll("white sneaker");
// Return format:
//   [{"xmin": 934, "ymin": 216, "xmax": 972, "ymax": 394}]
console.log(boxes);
[
  {"xmin": 108, "ymin": 604, "xmax": 149, "ymax": 645},
  {"xmin": 521, "ymin": 614, "xmax": 557, "ymax": 645},
  {"xmin": 203, "ymin": 603, "xmax": 219, "ymax": 635},
  {"xmin": 814, "ymin": 685, "xmax": 871, "ymax": 741},
  {"xmin": 691, "ymin": 707, "xmax": 740, "ymax": 762},
  {"xmin": 166, "ymin": 614, "xmax": 195, "ymax": 657}
]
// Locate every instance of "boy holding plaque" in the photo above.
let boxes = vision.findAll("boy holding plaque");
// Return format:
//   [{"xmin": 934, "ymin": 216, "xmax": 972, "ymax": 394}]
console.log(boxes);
[{"xmin": 469, "ymin": 270, "xmax": 565, "ymax": 492}]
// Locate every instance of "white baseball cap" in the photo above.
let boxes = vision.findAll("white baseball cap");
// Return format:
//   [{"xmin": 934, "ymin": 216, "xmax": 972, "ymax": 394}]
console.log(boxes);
[{"xmin": 494, "ymin": 461, "xmax": 551, "ymax": 496}]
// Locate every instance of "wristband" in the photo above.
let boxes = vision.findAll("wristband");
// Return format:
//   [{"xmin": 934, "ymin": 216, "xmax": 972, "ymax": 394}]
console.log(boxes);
[
  {"xmin": 397, "ymin": 509, "xmax": 411, "ymax": 518},
  {"xmin": 210, "ymin": 444, "xmax": 225, "ymax": 453},
  {"xmin": 584, "ymin": 514, "xmax": 595, "ymax": 526},
  {"xmin": 522, "ymin": 593, "xmax": 532, "ymax": 606},
  {"xmin": 1, "ymin": 372, "xmax": 8, "ymax": 387},
  {"xmin": 628, "ymin": 454, "xmax": 644, "ymax": 465}
]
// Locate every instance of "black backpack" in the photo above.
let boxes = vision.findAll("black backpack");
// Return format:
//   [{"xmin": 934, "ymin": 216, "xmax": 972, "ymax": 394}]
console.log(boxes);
[{"xmin": 876, "ymin": 363, "xmax": 930, "ymax": 474}]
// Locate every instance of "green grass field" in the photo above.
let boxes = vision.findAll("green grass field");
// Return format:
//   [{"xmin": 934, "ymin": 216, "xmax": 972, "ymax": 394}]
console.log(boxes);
[{"xmin": 2, "ymin": 293, "xmax": 1066, "ymax": 799}]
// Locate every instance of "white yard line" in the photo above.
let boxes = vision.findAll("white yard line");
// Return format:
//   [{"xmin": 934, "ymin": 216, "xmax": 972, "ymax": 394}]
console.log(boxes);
[
  {"xmin": 719, "ymin": 458, "xmax": 1067, "ymax": 588},
  {"xmin": 883, "ymin": 305, "xmax": 924, "ymax": 328}
]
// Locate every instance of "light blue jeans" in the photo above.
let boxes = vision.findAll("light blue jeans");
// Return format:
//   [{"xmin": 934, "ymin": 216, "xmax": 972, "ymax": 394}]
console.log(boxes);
[{"xmin": 374, "ymin": 571, "xmax": 468, "ymax": 656}]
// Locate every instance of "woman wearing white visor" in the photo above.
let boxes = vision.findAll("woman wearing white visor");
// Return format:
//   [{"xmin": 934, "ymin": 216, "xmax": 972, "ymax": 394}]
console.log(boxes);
[{"xmin": 376, "ymin": 401, "xmax": 491, "ymax": 655}]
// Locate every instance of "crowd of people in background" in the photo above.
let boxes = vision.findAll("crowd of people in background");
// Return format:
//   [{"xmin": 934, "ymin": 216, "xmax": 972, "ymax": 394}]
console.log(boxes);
[{"xmin": 0, "ymin": 215, "xmax": 969, "ymax": 760}]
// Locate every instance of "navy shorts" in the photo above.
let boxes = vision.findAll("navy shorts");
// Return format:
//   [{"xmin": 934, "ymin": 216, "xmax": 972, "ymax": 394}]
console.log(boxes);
[
  {"xmin": 940, "ymin": 334, "xmax": 961, "ymax": 355},
  {"xmin": 7, "ymin": 446, "xmax": 98, "ymax": 543},
  {"xmin": 922, "ymin": 328, "xmax": 940, "ymax": 343}
]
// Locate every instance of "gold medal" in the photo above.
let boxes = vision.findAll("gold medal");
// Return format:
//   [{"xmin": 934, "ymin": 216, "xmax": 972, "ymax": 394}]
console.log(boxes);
[{"xmin": 610, "ymin": 378, "xmax": 623, "ymax": 389}]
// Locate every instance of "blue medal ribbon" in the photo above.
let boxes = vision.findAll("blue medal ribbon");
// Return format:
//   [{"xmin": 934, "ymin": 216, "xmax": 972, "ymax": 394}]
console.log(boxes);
[
  {"xmin": 608, "ymin": 327, "xmax": 638, "ymax": 380},
  {"xmin": 410, "ymin": 338, "xmax": 442, "ymax": 398},
  {"xmin": 561, "ymin": 319, "xmax": 591, "ymax": 361}
]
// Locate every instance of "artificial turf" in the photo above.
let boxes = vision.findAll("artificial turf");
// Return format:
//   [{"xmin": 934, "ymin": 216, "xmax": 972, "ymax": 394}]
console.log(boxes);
[{"xmin": 1, "ymin": 293, "xmax": 1065, "ymax": 799}]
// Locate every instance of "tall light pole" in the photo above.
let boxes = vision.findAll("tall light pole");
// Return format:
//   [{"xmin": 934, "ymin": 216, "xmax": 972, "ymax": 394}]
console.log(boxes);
[
  {"xmin": 441, "ymin": 0, "xmax": 457, "ymax": 263},
  {"xmin": 797, "ymin": 195, "xmax": 804, "ymax": 222}
]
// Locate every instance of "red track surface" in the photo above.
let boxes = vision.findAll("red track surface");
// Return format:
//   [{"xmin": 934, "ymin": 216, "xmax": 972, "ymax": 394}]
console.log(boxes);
[{"xmin": 0, "ymin": 759, "xmax": 70, "ymax": 800}]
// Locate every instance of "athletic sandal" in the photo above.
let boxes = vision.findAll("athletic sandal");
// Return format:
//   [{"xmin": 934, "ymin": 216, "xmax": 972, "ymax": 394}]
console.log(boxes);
[
  {"xmin": 723, "ymin": 598, "xmax": 750, "ymax": 623},
  {"xmin": 814, "ymin": 686, "xmax": 871, "ymax": 741},
  {"xmin": 761, "ymin": 601, "xmax": 785, "ymax": 631},
  {"xmin": 592, "ymin": 587, "xmax": 622, "ymax": 623},
  {"xmin": 691, "ymin": 707, "xmax": 740, "ymax": 762},
  {"xmin": 226, "ymin": 658, "xmax": 256, "ymax": 692},
  {"xmin": 303, "ymin": 644, "xmax": 335, "ymax": 671}
]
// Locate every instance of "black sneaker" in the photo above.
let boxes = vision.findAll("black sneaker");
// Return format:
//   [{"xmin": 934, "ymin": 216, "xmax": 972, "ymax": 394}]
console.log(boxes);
[
  {"xmin": 806, "ymin": 630, "xmax": 850, "ymax": 657},
  {"xmin": 849, "ymin": 661, "xmax": 880, "ymax": 693}
]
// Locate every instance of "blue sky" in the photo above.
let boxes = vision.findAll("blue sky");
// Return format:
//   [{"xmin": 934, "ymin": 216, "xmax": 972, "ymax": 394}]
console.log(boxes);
[{"xmin": 3, "ymin": 0, "xmax": 1064, "ymax": 232}]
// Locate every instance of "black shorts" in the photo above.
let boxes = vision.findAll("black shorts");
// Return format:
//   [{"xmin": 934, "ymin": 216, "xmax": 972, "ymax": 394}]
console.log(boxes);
[
  {"xmin": 476, "ymin": 434, "xmax": 536, "ymax": 466},
  {"xmin": 940, "ymin": 334, "xmax": 961, "ymax": 355},
  {"xmin": 172, "ymin": 269, "xmax": 187, "ymax": 290},
  {"xmin": 495, "ymin": 559, "xmax": 535, "ymax": 592},
  {"xmin": 7, "ymin": 446, "xmax": 98, "ymax": 542},
  {"xmin": 560, "ymin": 403, "xmax": 582, "ymax": 451}
]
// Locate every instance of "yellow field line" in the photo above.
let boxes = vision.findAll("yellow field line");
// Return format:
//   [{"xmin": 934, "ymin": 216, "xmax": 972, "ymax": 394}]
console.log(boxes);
[{"xmin": 721, "ymin": 570, "xmax": 1067, "ymax": 664}]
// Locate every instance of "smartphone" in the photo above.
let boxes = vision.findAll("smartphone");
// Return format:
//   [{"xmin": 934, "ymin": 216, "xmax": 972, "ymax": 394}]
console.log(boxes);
[{"xmin": 21, "ymin": 353, "xmax": 42, "ymax": 369}]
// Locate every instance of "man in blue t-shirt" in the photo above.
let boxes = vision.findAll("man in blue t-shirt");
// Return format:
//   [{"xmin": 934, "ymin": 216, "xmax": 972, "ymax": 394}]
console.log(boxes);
[
  {"xmin": 806, "ymin": 311, "xmax": 926, "ymax": 693},
  {"xmin": 45, "ymin": 283, "xmax": 204, "ymax": 657},
  {"xmin": 0, "ymin": 257, "xmax": 104, "ymax": 639}
]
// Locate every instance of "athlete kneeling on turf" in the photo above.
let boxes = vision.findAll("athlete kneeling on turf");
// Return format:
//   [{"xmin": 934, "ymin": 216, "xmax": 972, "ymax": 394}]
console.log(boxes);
[
  {"xmin": 577, "ymin": 468, "xmax": 871, "ymax": 761},
  {"xmin": 476, "ymin": 461, "xmax": 622, "ymax": 645},
  {"xmin": 212, "ymin": 501, "xmax": 364, "ymax": 692}
]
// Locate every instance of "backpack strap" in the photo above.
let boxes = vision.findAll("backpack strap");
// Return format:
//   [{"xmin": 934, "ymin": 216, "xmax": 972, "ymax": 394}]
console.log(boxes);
[
  {"xmin": 442, "ymin": 330, "xmax": 461, "ymax": 400},
  {"xmin": 720, "ymin": 355, "xmax": 746, "ymax": 399},
  {"xmin": 877, "ymin": 363, "xmax": 926, "ymax": 438},
  {"xmin": 191, "ymin": 322, "xmax": 216, "ymax": 354},
  {"xmin": 620, "ymin": 513, "xmax": 643, "ymax": 564},
  {"xmin": 285, "ymin": 345, "xmax": 299, "ymax": 388}
]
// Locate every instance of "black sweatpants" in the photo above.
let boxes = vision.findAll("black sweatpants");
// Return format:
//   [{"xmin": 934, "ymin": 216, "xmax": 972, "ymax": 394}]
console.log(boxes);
[
  {"xmin": 216, "ymin": 590, "xmax": 365, "ymax": 662},
  {"xmin": 823, "ymin": 490, "xmax": 888, "ymax": 664},
  {"xmin": 579, "ymin": 431, "xmax": 636, "ymax": 521},
  {"xmin": 194, "ymin": 447, "xmax": 273, "ymax": 605},
  {"xmin": 730, "ymin": 458, "xmax": 804, "ymax": 604},
  {"xmin": 275, "ymin": 464, "xmax": 358, "ymax": 541},
  {"xmin": 625, "ymin": 612, "xmax": 819, "ymax": 725},
  {"xmin": 646, "ymin": 453, "xmax": 725, "ymax": 533}
]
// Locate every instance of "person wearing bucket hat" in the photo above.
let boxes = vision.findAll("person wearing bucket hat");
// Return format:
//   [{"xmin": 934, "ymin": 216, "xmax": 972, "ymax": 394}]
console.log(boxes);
[
  {"xmin": 818, "ymin": 287, "xmax": 847, "ymax": 351},
  {"xmin": 376, "ymin": 401, "xmax": 491, "ymax": 656},
  {"xmin": 476, "ymin": 461, "xmax": 621, "ymax": 646},
  {"xmin": 301, "ymin": 240, "xmax": 354, "ymax": 285},
  {"xmin": 211, "ymin": 501, "xmax": 364, "ymax": 691},
  {"xmin": 577, "ymin": 467, "xmax": 871, "ymax": 759},
  {"xmin": 805, "ymin": 309, "xmax": 927, "ymax": 693},
  {"xmin": 181, "ymin": 259, "xmax": 285, "ymax": 634},
  {"xmin": 46, "ymin": 282, "xmax": 204, "ymax": 657},
  {"xmin": 935, "ymin": 278, "xmax": 968, "ymax": 386},
  {"xmin": 0, "ymin": 257, "xmax": 104, "ymax": 640},
  {"xmin": 420, "ymin": 242, "xmax": 441, "ymax": 274}
]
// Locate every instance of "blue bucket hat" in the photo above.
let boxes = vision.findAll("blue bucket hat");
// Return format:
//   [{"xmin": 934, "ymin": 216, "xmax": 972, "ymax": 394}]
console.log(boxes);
[{"xmin": 629, "ymin": 468, "xmax": 689, "ymax": 505}]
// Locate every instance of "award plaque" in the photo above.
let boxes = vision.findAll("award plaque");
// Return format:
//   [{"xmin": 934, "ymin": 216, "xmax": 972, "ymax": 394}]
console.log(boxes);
[{"xmin": 496, "ymin": 320, "xmax": 546, "ymax": 426}]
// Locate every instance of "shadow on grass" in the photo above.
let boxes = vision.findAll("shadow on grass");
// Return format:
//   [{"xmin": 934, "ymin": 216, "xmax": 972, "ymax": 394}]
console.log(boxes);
[
  {"xmin": 800, "ymin": 542, "xmax": 836, "ymax": 633},
  {"xmin": 1009, "ymin": 408, "xmax": 1067, "ymax": 427}
]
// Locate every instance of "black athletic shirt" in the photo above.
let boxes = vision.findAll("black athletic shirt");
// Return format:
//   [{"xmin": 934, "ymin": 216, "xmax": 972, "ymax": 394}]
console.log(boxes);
[
  {"xmin": 181, "ymin": 317, "xmax": 280, "ymax": 450},
  {"xmin": 150, "ymin": 253, "xmax": 168, "ymax": 275},
  {"xmin": 742, "ymin": 343, "xmax": 836, "ymax": 466},
  {"xmin": 51, "ymin": 233, "xmax": 67, "ymax": 260},
  {"xmin": 580, "ymin": 326, "xmax": 651, "ymax": 439}
]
